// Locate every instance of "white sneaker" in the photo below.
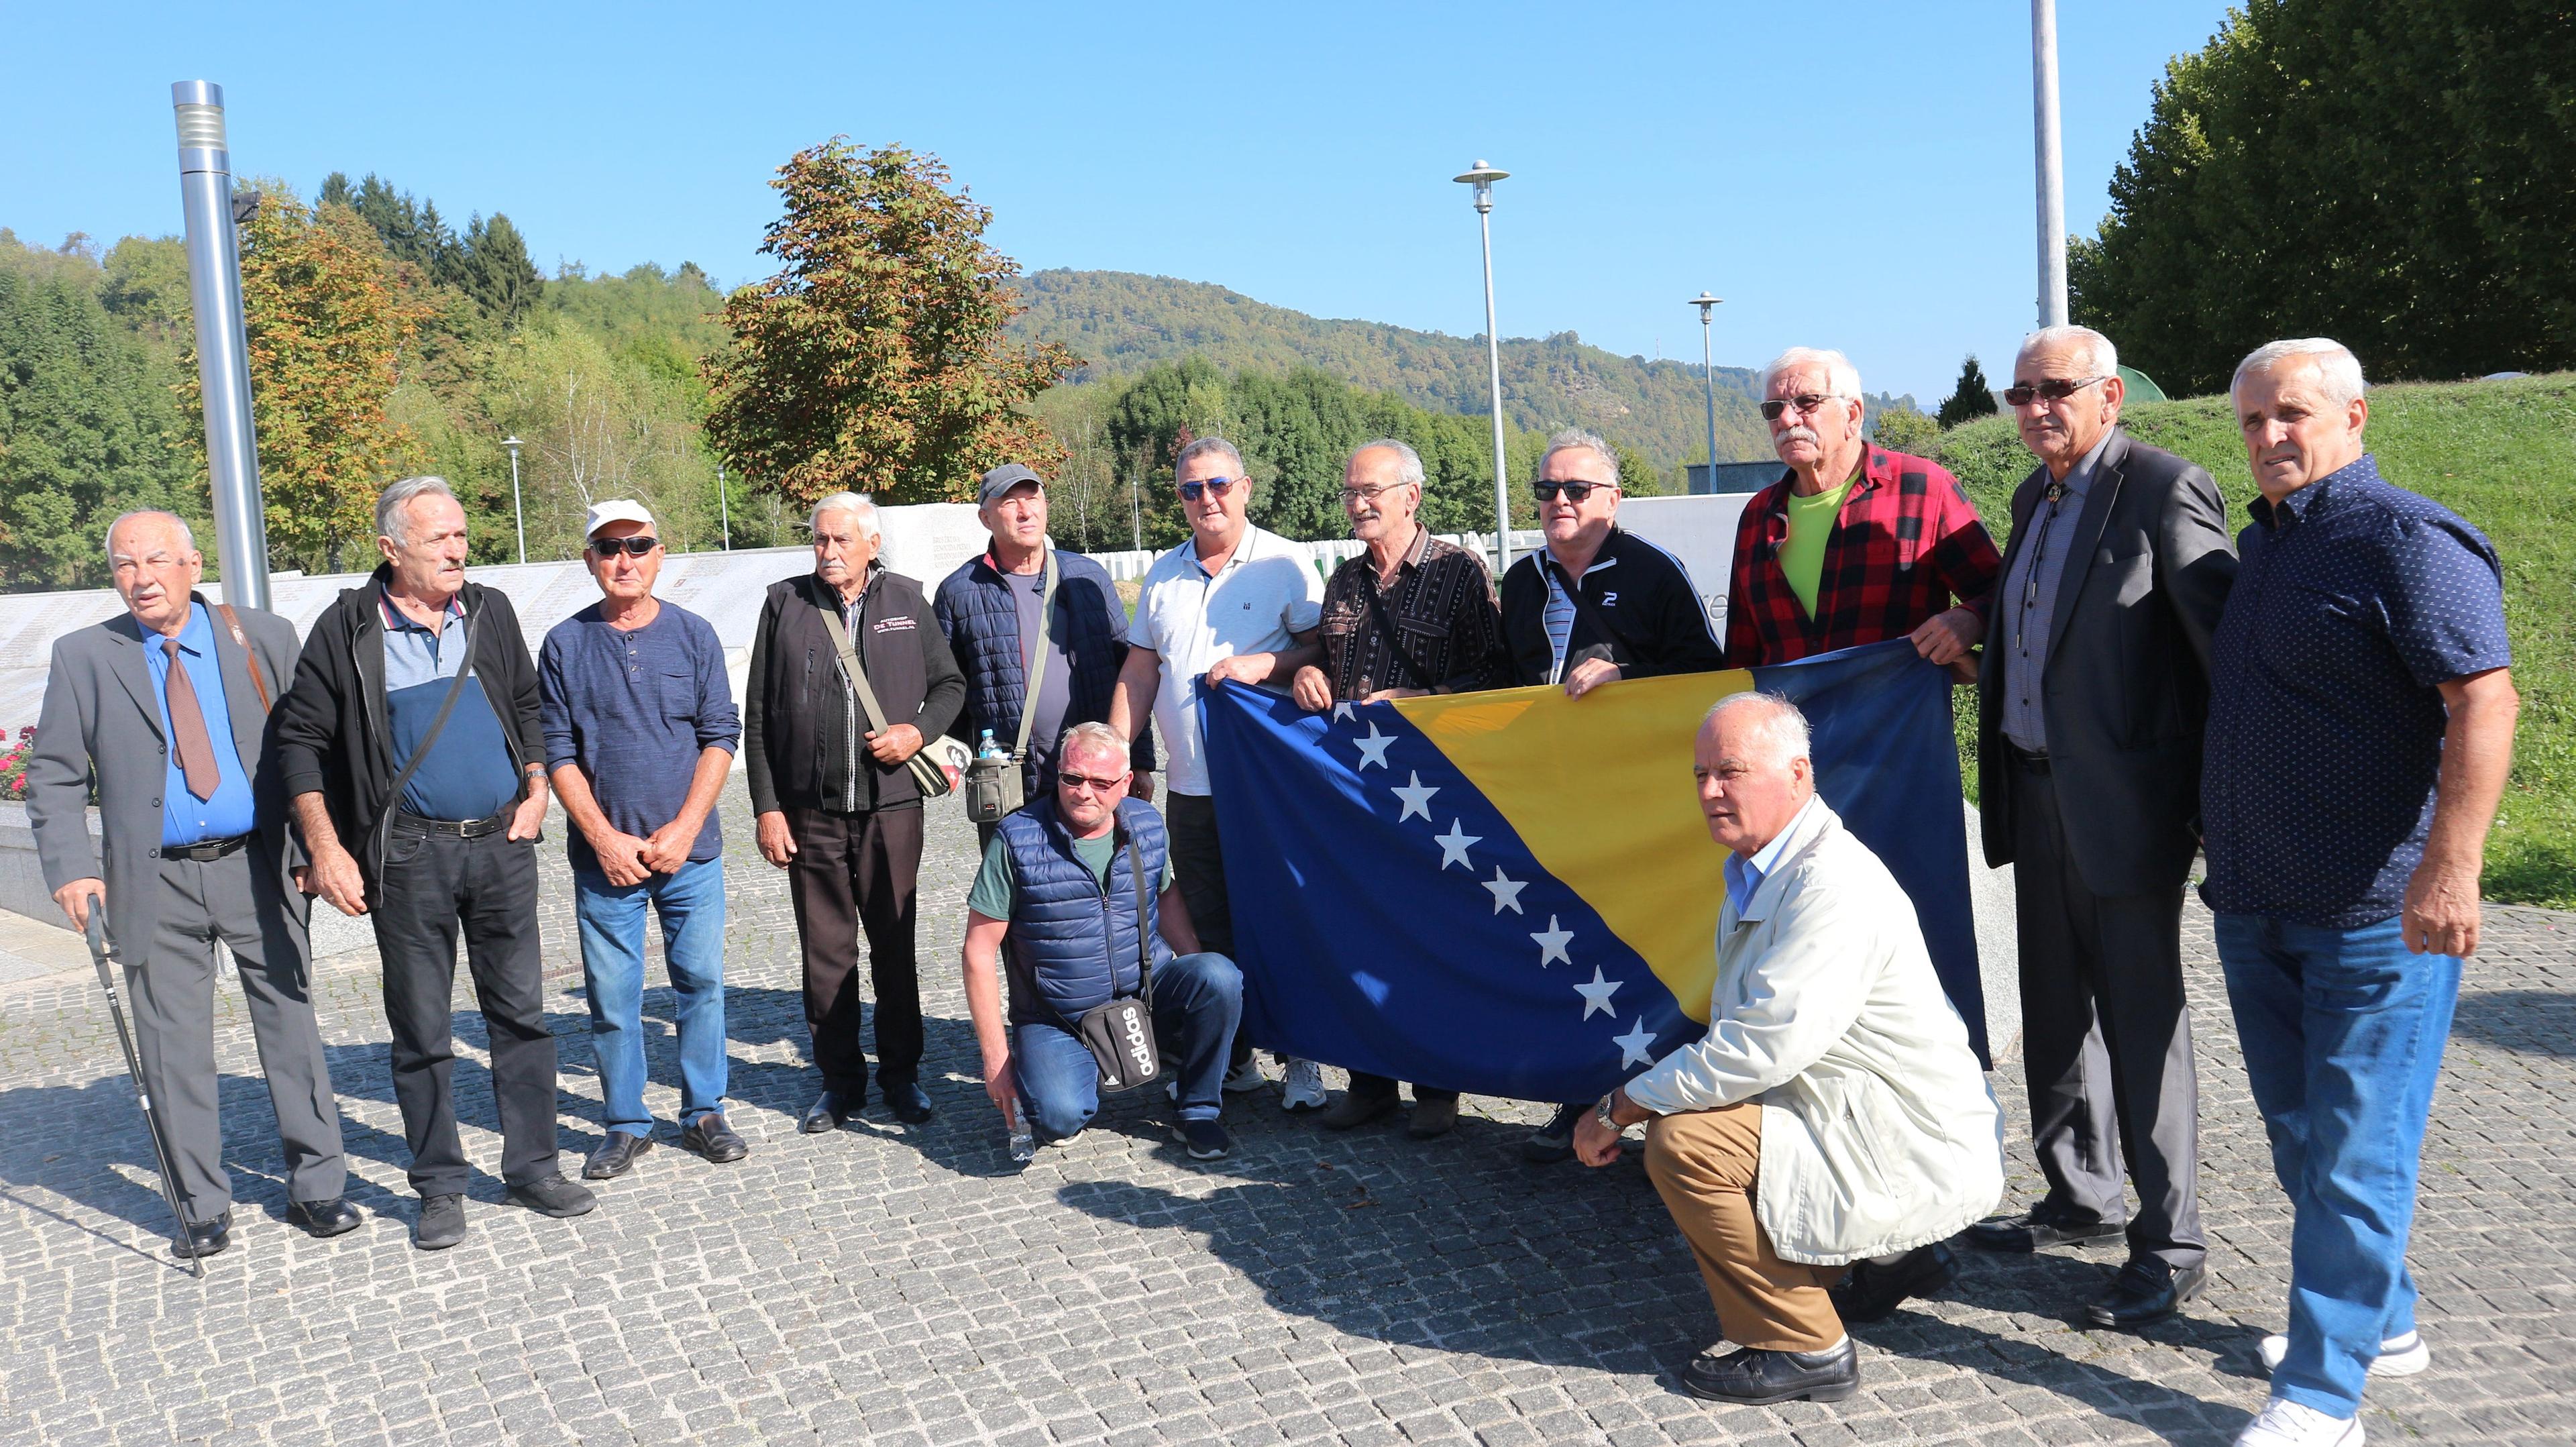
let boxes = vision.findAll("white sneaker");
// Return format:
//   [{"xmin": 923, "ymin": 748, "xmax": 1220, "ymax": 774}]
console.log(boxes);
[
  {"xmin": 2235, "ymin": 1397, "xmax": 2362, "ymax": 1447},
  {"xmin": 1281, "ymin": 1059, "xmax": 1328, "ymax": 1112},
  {"xmin": 2259, "ymin": 1330, "xmax": 2429, "ymax": 1377},
  {"xmin": 1222, "ymin": 1058, "xmax": 1269, "ymax": 1093}
]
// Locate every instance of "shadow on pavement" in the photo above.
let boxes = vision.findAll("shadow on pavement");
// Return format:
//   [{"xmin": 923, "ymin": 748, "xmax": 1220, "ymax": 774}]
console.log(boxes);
[{"xmin": 2450, "ymin": 989, "xmax": 2575, "ymax": 1057}]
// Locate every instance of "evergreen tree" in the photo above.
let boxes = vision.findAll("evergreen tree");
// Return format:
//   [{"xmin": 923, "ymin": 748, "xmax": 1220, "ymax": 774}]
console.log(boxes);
[
  {"xmin": 1936, "ymin": 355, "xmax": 1998, "ymax": 428},
  {"xmin": 461, "ymin": 213, "xmax": 544, "ymax": 325}
]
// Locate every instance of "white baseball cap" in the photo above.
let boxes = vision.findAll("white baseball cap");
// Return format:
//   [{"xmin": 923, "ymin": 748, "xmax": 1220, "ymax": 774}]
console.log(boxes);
[{"xmin": 584, "ymin": 499, "xmax": 655, "ymax": 539}]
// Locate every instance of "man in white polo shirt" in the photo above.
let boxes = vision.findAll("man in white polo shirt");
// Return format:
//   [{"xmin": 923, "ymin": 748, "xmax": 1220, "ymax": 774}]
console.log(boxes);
[{"xmin": 1112, "ymin": 435, "xmax": 1328, "ymax": 1109}]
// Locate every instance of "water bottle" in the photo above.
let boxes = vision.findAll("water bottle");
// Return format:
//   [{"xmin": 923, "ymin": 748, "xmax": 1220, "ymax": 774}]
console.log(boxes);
[
  {"xmin": 978, "ymin": 729, "xmax": 1004, "ymax": 761},
  {"xmin": 1008, "ymin": 1126, "xmax": 1036, "ymax": 1163}
]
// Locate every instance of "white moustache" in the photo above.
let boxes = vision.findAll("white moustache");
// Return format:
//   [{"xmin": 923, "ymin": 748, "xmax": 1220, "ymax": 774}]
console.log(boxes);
[{"xmin": 1777, "ymin": 426, "xmax": 1821, "ymax": 449}]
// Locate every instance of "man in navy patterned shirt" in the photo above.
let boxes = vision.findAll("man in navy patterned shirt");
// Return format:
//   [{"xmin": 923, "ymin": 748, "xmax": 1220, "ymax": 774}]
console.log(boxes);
[{"xmin": 2202, "ymin": 339, "xmax": 2519, "ymax": 1447}]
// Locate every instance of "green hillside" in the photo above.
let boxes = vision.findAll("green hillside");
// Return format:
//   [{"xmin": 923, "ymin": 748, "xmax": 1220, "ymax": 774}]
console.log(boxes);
[
  {"xmin": 1936, "ymin": 374, "xmax": 2575, "ymax": 908},
  {"xmin": 1007, "ymin": 268, "xmax": 1912, "ymax": 481}
]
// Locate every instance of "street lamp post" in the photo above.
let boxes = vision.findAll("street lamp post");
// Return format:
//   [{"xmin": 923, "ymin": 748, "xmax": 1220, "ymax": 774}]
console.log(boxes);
[
  {"xmin": 1689, "ymin": 292, "xmax": 1723, "ymax": 492},
  {"xmin": 717, "ymin": 464, "xmax": 731, "ymax": 550},
  {"xmin": 2032, "ymin": 0, "xmax": 2069, "ymax": 327},
  {"xmin": 502, "ymin": 435, "xmax": 526, "ymax": 564},
  {"xmin": 1452, "ymin": 160, "xmax": 1513, "ymax": 573},
  {"xmin": 172, "ymin": 81, "xmax": 270, "ymax": 611}
]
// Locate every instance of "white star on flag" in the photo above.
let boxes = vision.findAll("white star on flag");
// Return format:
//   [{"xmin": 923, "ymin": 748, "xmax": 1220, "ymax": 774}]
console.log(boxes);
[
  {"xmin": 1390, "ymin": 771, "xmax": 1439, "ymax": 822},
  {"xmin": 1612, "ymin": 1017, "xmax": 1659, "ymax": 1068},
  {"xmin": 1332, "ymin": 702, "xmax": 1356, "ymax": 724},
  {"xmin": 1482, "ymin": 867, "xmax": 1527, "ymax": 914},
  {"xmin": 1529, "ymin": 916, "xmax": 1574, "ymax": 968},
  {"xmin": 1351, "ymin": 723, "xmax": 1395, "ymax": 770},
  {"xmin": 1434, "ymin": 819, "xmax": 1481, "ymax": 870},
  {"xmin": 1573, "ymin": 965, "xmax": 1623, "ymax": 1019}
]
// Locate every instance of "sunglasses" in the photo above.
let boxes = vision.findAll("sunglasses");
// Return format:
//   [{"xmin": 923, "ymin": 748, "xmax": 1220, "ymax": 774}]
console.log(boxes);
[
  {"xmin": 589, "ymin": 536, "xmax": 660, "ymax": 556},
  {"xmin": 1758, "ymin": 394, "xmax": 1845, "ymax": 421},
  {"xmin": 1177, "ymin": 476, "xmax": 1246, "ymax": 502},
  {"xmin": 1058, "ymin": 769, "xmax": 1128, "ymax": 794},
  {"xmin": 1532, "ymin": 481, "xmax": 1612, "ymax": 503},
  {"xmin": 1338, "ymin": 481, "xmax": 1413, "ymax": 506},
  {"xmin": 2001, "ymin": 376, "xmax": 2109, "ymax": 407}
]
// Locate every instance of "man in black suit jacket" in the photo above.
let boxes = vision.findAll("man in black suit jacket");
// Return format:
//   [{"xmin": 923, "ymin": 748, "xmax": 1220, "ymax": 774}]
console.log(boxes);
[{"xmin": 1970, "ymin": 327, "xmax": 2237, "ymax": 1329}]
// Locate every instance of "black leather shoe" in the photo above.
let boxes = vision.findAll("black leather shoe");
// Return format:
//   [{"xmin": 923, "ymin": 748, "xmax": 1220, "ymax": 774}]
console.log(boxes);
[
  {"xmin": 286, "ymin": 1197, "xmax": 362, "ymax": 1238},
  {"xmin": 1680, "ymin": 1338, "xmax": 1860, "ymax": 1405},
  {"xmin": 680, "ymin": 1112, "xmax": 749, "ymax": 1163},
  {"xmin": 582, "ymin": 1130, "xmax": 653, "ymax": 1180},
  {"xmin": 1521, "ymin": 1103, "xmax": 1584, "ymax": 1164},
  {"xmin": 2085, "ymin": 1257, "xmax": 2207, "ymax": 1328},
  {"xmin": 1829, "ymin": 1242, "xmax": 1960, "ymax": 1324},
  {"xmin": 176, "ymin": 1208, "xmax": 231, "ymax": 1259},
  {"xmin": 1966, "ymin": 1203, "xmax": 2127, "ymax": 1252},
  {"xmin": 1320, "ymin": 1083, "xmax": 1401, "ymax": 1130},
  {"xmin": 885, "ymin": 1081, "xmax": 933, "ymax": 1124},
  {"xmin": 800, "ymin": 1089, "xmax": 859, "ymax": 1133},
  {"xmin": 413, "ymin": 1193, "xmax": 466, "ymax": 1251},
  {"xmin": 506, "ymin": 1172, "xmax": 598, "ymax": 1219}
]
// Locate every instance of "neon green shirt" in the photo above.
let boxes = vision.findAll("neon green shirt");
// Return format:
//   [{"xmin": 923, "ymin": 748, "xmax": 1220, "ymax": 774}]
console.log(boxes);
[{"xmin": 1782, "ymin": 474, "xmax": 1856, "ymax": 619}]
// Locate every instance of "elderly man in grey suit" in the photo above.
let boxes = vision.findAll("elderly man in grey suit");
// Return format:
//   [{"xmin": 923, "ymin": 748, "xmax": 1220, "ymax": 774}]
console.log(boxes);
[
  {"xmin": 25, "ymin": 511, "xmax": 355, "ymax": 1258},
  {"xmin": 1970, "ymin": 325, "xmax": 2237, "ymax": 1328}
]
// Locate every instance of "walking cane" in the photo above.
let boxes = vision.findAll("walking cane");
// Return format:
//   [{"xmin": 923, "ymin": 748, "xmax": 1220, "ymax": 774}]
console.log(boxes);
[{"xmin": 83, "ymin": 894, "xmax": 205, "ymax": 1278}]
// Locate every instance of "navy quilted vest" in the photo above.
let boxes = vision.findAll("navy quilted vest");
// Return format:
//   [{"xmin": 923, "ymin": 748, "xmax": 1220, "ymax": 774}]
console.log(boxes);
[
  {"xmin": 933, "ymin": 549, "xmax": 1146, "ymax": 789},
  {"xmin": 996, "ymin": 795, "xmax": 1173, "ymax": 1022}
]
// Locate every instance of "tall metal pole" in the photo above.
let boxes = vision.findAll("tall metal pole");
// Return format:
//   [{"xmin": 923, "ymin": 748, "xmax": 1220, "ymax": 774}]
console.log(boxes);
[
  {"xmin": 1690, "ymin": 292, "xmax": 1723, "ymax": 492},
  {"xmin": 502, "ymin": 436, "xmax": 526, "ymax": 563},
  {"xmin": 2032, "ymin": 0, "xmax": 2069, "ymax": 327},
  {"xmin": 172, "ymin": 82, "xmax": 269, "ymax": 612},
  {"xmin": 717, "ymin": 464, "xmax": 731, "ymax": 549},
  {"xmin": 1455, "ymin": 161, "xmax": 1513, "ymax": 572}
]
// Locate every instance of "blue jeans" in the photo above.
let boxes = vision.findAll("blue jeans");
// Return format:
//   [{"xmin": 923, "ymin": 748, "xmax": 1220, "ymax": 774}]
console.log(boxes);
[
  {"xmin": 575, "ymin": 858, "xmax": 730, "ymax": 1136},
  {"xmin": 2214, "ymin": 912, "xmax": 2460, "ymax": 1417},
  {"xmin": 1014, "ymin": 953, "xmax": 1241, "ymax": 1142}
]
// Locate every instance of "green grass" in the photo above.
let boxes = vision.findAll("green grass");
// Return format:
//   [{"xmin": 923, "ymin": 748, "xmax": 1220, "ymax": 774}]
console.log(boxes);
[{"xmin": 1937, "ymin": 373, "xmax": 2576, "ymax": 908}]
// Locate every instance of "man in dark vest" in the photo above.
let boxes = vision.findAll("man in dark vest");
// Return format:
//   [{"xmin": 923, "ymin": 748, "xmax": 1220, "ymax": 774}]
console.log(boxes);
[
  {"xmin": 959, "ymin": 722, "xmax": 1242, "ymax": 1160},
  {"xmin": 745, "ymin": 491, "xmax": 965, "ymax": 1133}
]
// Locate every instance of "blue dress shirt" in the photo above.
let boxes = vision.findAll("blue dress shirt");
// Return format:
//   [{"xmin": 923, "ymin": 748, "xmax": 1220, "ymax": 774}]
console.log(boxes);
[
  {"xmin": 148, "ymin": 602, "xmax": 259, "ymax": 846},
  {"xmin": 1723, "ymin": 794, "xmax": 1819, "ymax": 918}
]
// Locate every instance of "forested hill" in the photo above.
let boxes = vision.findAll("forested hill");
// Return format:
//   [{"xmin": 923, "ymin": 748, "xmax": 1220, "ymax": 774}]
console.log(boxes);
[{"xmin": 1006, "ymin": 268, "xmax": 1911, "ymax": 470}]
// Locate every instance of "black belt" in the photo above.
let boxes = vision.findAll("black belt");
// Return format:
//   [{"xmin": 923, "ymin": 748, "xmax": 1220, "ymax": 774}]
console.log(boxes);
[
  {"xmin": 160, "ymin": 833, "xmax": 253, "ymax": 862},
  {"xmin": 395, "ymin": 808, "xmax": 513, "ymax": 839},
  {"xmin": 2008, "ymin": 744, "xmax": 2051, "ymax": 773}
]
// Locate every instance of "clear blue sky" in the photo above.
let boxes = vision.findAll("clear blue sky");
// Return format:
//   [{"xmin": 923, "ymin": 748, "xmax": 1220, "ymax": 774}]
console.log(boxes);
[{"xmin": 3, "ymin": 1, "xmax": 2233, "ymax": 402}]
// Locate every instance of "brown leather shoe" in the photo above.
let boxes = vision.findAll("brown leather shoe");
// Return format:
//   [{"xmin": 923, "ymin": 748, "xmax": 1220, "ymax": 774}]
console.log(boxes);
[{"xmin": 1406, "ymin": 1094, "xmax": 1459, "ymax": 1138}]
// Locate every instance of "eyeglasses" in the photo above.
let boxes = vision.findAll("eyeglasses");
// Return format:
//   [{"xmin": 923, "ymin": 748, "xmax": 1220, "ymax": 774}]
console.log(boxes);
[
  {"xmin": 588, "ymin": 536, "xmax": 660, "ymax": 556},
  {"xmin": 1532, "ymin": 481, "xmax": 1613, "ymax": 503},
  {"xmin": 1338, "ymin": 482, "xmax": 1414, "ymax": 506},
  {"xmin": 2001, "ymin": 376, "xmax": 2109, "ymax": 407},
  {"xmin": 1057, "ymin": 770, "xmax": 1128, "ymax": 794},
  {"xmin": 1758, "ymin": 394, "xmax": 1845, "ymax": 421},
  {"xmin": 1177, "ymin": 476, "xmax": 1245, "ymax": 502}
]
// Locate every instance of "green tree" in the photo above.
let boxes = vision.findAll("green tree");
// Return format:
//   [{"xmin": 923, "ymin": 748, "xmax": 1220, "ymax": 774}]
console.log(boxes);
[
  {"xmin": 460, "ymin": 213, "xmax": 544, "ymax": 325},
  {"xmin": 1871, "ymin": 400, "xmax": 1943, "ymax": 455},
  {"xmin": 703, "ymin": 138, "xmax": 1079, "ymax": 509},
  {"xmin": 1936, "ymin": 355, "xmax": 1998, "ymax": 428}
]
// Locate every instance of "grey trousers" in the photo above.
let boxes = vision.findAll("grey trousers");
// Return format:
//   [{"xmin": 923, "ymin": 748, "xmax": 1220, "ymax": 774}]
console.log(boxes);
[
  {"xmin": 2009, "ymin": 754, "xmax": 2204, "ymax": 1269},
  {"xmin": 129, "ymin": 851, "xmax": 346, "ymax": 1216}
]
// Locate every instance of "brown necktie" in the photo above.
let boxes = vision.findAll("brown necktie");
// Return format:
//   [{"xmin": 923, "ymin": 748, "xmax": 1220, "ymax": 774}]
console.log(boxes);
[{"xmin": 162, "ymin": 637, "xmax": 221, "ymax": 801}]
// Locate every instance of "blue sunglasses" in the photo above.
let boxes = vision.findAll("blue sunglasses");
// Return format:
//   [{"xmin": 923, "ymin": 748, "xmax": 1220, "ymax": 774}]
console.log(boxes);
[{"xmin": 1177, "ymin": 476, "xmax": 1246, "ymax": 502}]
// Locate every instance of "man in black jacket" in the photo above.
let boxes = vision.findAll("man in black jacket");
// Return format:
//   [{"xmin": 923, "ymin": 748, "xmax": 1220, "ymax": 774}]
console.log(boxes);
[
  {"xmin": 275, "ymin": 476, "xmax": 593, "ymax": 1251},
  {"xmin": 746, "ymin": 492, "xmax": 965, "ymax": 1133},
  {"xmin": 1966, "ymin": 326, "xmax": 2237, "ymax": 1330}
]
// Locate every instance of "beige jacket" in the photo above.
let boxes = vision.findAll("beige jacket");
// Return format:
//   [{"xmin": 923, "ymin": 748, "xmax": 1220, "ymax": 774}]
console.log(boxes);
[{"xmin": 1622, "ymin": 798, "xmax": 2004, "ymax": 1265}]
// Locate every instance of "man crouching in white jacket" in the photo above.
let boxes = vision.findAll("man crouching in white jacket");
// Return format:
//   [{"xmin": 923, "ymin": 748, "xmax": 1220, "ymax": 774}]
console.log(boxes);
[{"xmin": 1575, "ymin": 689, "xmax": 2004, "ymax": 1405}]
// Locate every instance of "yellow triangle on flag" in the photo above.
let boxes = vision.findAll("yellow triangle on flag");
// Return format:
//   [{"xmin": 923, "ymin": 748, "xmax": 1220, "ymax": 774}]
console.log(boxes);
[{"xmin": 1395, "ymin": 669, "xmax": 1758, "ymax": 1023}]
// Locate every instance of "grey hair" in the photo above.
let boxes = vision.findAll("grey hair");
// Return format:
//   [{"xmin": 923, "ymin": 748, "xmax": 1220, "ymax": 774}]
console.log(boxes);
[
  {"xmin": 809, "ymin": 491, "xmax": 881, "ymax": 539},
  {"xmin": 1348, "ymin": 437, "xmax": 1426, "ymax": 488},
  {"xmin": 1703, "ymin": 690, "xmax": 1812, "ymax": 763},
  {"xmin": 1538, "ymin": 427, "xmax": 1621, "ymax": 484},
  {"xmin": 2020, "ymin": 325, "xmax": 2119, "ymax": 379},
  {"xmin": 2233, "ymin": 338, "xmax": 2367, "ymax": 409},
  {"xmin": 1173, "ymin": 435, "xmax": 1246, "ymax": 480},
  {"xmin": 104, "ymin": 510, "xmax": 196, "ymax": 562},
  {"xmin": 1057, "ymin": 721, "xmax": 1130, "ymax": 769},
  {"xmin": 376, "ymin": 476, "xmax": 462, "ymax": 546},
  {"xmin": 1760, "ymin": 347, "xmax": 1863, "ymax": 400}
]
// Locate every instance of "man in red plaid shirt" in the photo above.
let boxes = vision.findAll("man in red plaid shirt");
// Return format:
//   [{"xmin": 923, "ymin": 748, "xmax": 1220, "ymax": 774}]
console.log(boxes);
[{"xmin": 1723, "ymin": 349, "xmax": 2000, "ymax": 680}]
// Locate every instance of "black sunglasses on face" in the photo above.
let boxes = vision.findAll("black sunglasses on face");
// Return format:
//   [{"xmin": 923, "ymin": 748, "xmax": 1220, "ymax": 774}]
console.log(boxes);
[
  {"xmin": 1758, "ymin": 394, "xmax": 1843, "ymax": 421},
  {"xmin": 1057, "ymin": 769, "xmax": 1127, "ymax": 793},
  {"xmin": 2002, "ymin": 376, "xmax": 2109, "ymax": 407},
  {"xmin": 1177, "ymin": 476, "xmax": 1245, "ymax": 502},
  {"xmin": 1532, "ymin": 481, "xmax": 1611, "ymax": 503},
  {"xmin": 589, "ymin": 536, "xmax": 659, "ymax": 556}
]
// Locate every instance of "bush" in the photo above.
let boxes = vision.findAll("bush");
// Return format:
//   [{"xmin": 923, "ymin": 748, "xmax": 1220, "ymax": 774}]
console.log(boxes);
[{"xmin": 0, "ymin": 725, "xmax": 32, "ymax": 802}]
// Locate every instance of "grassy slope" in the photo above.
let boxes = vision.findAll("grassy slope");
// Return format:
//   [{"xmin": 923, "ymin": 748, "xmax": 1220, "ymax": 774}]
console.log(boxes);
[{"xmin": 1937, "ymin": 374, "xmax": 2575, "ymax": 908}]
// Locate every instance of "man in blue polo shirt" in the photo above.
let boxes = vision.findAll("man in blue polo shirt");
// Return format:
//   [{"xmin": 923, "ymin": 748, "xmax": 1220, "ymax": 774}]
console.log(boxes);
[
  {"xmin": 543, "ymin": 501, "xmax": 745, "ymax": 1181},
  {"xmin": 2204, "ymin": 339, "xmax": 2519, "ymax": 1447}
]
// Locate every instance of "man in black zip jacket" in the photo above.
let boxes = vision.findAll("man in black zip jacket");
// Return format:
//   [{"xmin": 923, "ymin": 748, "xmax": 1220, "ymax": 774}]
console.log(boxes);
[
  {"xmin": 274, "ymin": 476, "xmax": 594, "ymax": 1250},
  {"xmin": 745, "ymin": 492, "xmax": 965, "ymax": 1134}
]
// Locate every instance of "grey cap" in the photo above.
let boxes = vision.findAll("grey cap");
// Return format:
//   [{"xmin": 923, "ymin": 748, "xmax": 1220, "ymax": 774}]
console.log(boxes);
[{"xmin": 977, "ymin": 463, "xmax": 1044, "ymax": 506}]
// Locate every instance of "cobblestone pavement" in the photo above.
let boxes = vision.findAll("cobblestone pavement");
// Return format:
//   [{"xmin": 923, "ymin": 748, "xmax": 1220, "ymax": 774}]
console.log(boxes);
[{"xmin": 1, "ymin": 781, "xmax": 2569, "ymax": 1447}]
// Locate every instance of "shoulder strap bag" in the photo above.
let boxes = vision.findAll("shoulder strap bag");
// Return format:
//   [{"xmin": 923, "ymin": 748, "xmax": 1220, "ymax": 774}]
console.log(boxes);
[
  {"xmin": 818, "ymin": 596, "xmax": 956, "ymax": 800},
  {"xmin": 369, "ymin": 603, "xmax": 482, "ymax": 875},
  {"xmin": 1071, "ymin": 832, "xmax": 1161, "ymax": 1093},
  {"xmin": 965, "ymin": 549, "xmax": 1057, "ymax": 823},
  {"xmin": 1358, "ymin": 570, "xmax": 1442, "ymax": 694},
  {"xmin": 213, "ymin": 603, "xmax": 274, "ymax": 713}
]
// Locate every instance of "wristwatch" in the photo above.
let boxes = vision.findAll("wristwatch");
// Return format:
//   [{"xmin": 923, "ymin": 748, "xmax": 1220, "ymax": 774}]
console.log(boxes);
[{"xmin": 1593, "ymin": 1091, "xmax": 1623, "ymax": 1132}]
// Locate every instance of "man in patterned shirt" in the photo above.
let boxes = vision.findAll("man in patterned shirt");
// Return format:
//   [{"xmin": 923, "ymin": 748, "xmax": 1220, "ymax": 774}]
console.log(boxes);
[
  {"xmin": 1291, "ymin": 438, "xmax": 1508, "ymax": 1139},
  {"xmin": 1722, "ymin": 348, "xmax": 2000, "ymax": 680}
]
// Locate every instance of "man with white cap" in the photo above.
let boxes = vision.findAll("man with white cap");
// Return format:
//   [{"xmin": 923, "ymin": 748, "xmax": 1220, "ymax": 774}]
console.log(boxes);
[{"xmin": 541, "ymin": 500, "xmax": 747, "ymax": 1181}]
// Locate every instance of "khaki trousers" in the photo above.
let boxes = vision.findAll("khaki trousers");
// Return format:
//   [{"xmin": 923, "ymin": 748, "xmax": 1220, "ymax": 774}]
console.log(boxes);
[{"xmin": 1643, "ymin": 1104, "xmax": 1844, "ymax": 1352}]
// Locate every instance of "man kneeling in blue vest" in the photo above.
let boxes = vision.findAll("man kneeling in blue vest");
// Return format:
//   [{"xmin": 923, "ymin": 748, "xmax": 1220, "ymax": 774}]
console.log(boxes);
[{"xmin": 961, "ymin": 721, "xmax": 1244, "ymax": 1160}]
